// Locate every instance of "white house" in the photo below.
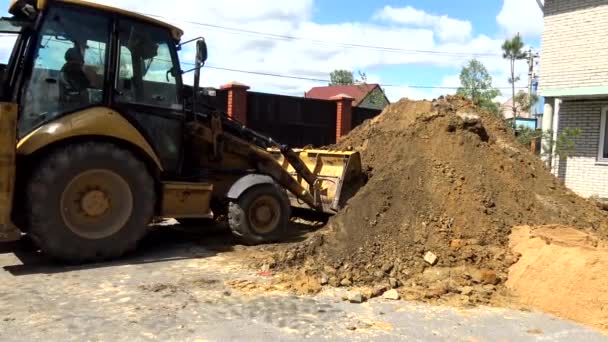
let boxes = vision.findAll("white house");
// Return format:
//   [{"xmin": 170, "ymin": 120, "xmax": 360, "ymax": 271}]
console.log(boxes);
[{"xmin": 540, "ymin": 0, "xmax": 608, "ymax": 199}]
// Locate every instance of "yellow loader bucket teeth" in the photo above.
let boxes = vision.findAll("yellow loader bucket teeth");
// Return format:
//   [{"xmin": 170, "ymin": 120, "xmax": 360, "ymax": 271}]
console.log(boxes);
[{"xmin": 269, "ymin": 149, "xmax": 364, "ymax": 214}]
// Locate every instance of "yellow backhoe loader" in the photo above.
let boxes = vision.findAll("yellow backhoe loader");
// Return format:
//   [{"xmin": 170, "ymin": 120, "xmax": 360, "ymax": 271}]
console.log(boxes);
[{"xmin": 0, "ymin": 0, "xmax": 362, "ymax": 262}]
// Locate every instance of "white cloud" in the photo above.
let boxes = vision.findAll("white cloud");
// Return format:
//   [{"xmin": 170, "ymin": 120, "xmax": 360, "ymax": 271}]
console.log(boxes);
[
  {"xmin": 496, "ymin": 0, "xmax": 544, "ymax": 38},
  {"xmin": 383, "ymin": 74, "xmax": 460, "ymax": 102},
  {"xmin": 374, "ymin": 5, "xmax": 473, "ymax": 42}
]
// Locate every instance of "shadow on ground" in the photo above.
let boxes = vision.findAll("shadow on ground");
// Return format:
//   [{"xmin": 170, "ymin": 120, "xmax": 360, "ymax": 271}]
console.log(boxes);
[{"xmin": 0, "ymin": 217, "xmax": 324, "ymax": 277}]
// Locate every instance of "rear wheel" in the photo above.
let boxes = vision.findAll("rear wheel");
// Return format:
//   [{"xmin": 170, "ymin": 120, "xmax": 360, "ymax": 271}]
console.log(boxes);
[
  {"xmin": 25, "ymin": 142, "xmax": 155, "ymax": 263},
  {"xmin": 228, "ymin": 184, "xmax": 291, "ymax": 245}
]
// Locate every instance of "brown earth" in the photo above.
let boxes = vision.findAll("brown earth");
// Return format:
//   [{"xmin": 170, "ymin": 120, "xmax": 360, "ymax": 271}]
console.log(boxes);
[
  {"xmin": 267, "ymin": 96, "xmax": 608, "ymax": 305},
  {"xmin": 507, "ymin": 225, "xmax": 608, "ymax": 332}
]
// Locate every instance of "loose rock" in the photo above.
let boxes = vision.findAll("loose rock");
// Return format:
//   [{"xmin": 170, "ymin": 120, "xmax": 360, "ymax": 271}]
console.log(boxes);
[
  {"xmin": 371, "ymin": 285, "xmax": 388, "ymax": 298},
  {"xmin": 340, "ymin": 278, "xmax": 352, "ymax": 287},
  {"xmin": 471, "ymin": 269, "xmax": 499, "ymax": 285},
  {"xmin": 348, "ymin": 292, "xmax": 365, "ymax": 304},
  {"xmin": 383, "ymin": 289, "xmax": 401, "ymax": 300},
  {"xmin": 424, "ymin": 252, "xmax": 438, "ymax": 266}
]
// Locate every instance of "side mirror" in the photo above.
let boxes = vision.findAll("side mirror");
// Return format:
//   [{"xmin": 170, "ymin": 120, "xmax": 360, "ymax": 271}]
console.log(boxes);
[{"xmin": 196, "ymin": 39, "xmax": 208, "ymax": 65}]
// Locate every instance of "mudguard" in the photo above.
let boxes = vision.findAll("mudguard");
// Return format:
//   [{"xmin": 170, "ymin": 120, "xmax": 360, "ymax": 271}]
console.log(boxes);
[
  {"xmin": 226, "ymin": 174, "xmax": 275, "ymax": 200},
  {"xmin": 17, "ymin": 107, "xmax": 163, "ymax": 170}
]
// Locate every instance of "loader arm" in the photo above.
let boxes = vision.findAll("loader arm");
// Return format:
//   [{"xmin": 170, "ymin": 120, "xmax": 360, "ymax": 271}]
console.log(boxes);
[
  {"xmin": 218, "ymin": 115, "xmax": 321, "ymax": 188},
  {"xmin": 225, "ymin": 135, "xmax": 321, "ymax": 211},
  {"xmin": 186, "ymin": 117, "xmax": 322, "ymax": 211}
]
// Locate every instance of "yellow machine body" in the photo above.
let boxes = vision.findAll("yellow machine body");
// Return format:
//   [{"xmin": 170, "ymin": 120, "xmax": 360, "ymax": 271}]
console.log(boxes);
[{"xmin": 0, "ymin": 102, "xmax": 19, "ymax": 240}]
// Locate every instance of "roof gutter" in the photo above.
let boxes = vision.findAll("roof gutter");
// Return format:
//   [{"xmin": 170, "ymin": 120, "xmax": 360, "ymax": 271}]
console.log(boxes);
[{"xmin": 535, "ymin": 0, "xmax": 544, "ymax": 13}]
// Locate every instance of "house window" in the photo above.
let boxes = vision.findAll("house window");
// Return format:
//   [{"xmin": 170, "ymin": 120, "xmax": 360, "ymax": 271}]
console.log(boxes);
[{"xmin": 600, "ymin": 107, "xmax": 608, "ymax": 162}]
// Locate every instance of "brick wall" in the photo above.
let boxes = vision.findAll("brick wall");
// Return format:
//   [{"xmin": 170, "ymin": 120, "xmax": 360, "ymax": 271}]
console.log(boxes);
[
  {"xmin": 556, "ymin": 99, "xmax": 608, "ymax": 197},
  {"xmin": 540, "ymin": 0, "xmax": 608, "ymax": 93}
]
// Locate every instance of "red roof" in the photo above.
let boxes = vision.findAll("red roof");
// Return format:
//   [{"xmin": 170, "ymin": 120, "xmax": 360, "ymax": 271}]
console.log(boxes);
[{"xmin": 305, "ymin": 84, "xmax": 380, "ymax": 106}]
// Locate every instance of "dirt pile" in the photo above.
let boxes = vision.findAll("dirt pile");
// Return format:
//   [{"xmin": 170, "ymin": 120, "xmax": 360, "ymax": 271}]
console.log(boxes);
[{"xmin": 270, "ymin": 96, "xmax": 608, "ymax": 304}]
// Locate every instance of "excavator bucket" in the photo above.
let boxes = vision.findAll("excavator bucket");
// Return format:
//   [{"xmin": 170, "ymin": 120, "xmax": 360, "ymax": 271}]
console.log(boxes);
[{"xmin": 269, "ymin": 149, "xmax": 364, "ymax": 214}]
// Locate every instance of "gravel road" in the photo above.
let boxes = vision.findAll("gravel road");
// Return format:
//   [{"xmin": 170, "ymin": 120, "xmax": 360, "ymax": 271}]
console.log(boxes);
[{"xmin": 0, "ymin": 224, "xmax": 604, "ymax": 341}]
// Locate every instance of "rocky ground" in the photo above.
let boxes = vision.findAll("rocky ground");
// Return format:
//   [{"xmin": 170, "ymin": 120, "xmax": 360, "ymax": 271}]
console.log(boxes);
[{"xmin": 0, "ymin": 222, "xmax": 605, "ymax": 341}]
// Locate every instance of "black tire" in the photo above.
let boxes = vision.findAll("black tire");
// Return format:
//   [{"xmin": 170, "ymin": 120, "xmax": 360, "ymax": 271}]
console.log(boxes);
[
  {"xmin": 25, "ymin": 142, "xmax": 155, "ymax": 263},
  {"xmin": 228, "ymin": 183, "xmax": 291, "ymax": 245}
]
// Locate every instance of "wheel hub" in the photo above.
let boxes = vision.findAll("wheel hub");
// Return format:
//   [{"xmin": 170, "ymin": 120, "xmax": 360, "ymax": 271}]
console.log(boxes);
[
  {"xmin": 248, "ymin": 195, "xmax": 281, "ymax": 235},
  {"xmin": 81, "ymin": 190, "xmax": 110, "ymax": 217},
  {"xmin": 255, "ymin": 205, "xmax": 272, "ymax": 224},
  {"xmin": 60, "ymin": 169, "xmax": 133, "ymax": 240}
]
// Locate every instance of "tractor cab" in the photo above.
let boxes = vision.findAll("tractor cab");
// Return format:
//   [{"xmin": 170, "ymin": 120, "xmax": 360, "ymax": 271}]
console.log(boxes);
[{"xmin": 4, "ymin": 0, "xmax": 202, "ymax": 174}]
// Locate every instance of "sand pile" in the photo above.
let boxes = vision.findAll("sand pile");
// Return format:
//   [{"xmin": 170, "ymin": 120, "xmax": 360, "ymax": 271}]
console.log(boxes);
[
  {"xmin": 507, "ymin": 225, "xmax": 608, "ymax": 331},
  {"xmin": 271, "ymin": 96, "xmax": 608, "ymax": 304}
]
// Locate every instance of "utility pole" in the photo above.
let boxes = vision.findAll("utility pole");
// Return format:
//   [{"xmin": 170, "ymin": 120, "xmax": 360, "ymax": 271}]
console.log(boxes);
[{"xmin": 527, "ymin": 49, "xmax": 540, "ymax": 113}]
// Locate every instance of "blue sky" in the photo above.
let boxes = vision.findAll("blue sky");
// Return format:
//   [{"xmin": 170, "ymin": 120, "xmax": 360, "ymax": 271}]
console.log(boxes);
[
  {"xmin": 312, "ymin": 0, "xmax": 543, "ymax": 100},
  {"xmin": 0, "ymin": 0, "xmax": 545, "ymax": 101}
]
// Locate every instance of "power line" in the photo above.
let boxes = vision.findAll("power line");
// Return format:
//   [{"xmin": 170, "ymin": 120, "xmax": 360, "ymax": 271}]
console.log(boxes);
[
  {"xmin": 24, "ymin": 37, "xmax": 527, "ymax": 90},
  {"xmin": 203, "ymin": 64, "xmax": 527, "ymax": 90},
  {"xmin": 141, "ymin": 12, "xmax": 502, "ymax": 58}
]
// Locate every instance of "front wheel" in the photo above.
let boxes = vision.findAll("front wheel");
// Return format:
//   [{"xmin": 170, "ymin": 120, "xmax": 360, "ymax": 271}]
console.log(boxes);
[{"xmin": 228, "ymin": 184, "xmax": 291, "ymax": 245}]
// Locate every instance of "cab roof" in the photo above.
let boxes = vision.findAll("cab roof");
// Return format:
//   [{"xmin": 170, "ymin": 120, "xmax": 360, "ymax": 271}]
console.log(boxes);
[{"xmin": 9, "ymin": 0, "xmax": 184, "ymax": 41}]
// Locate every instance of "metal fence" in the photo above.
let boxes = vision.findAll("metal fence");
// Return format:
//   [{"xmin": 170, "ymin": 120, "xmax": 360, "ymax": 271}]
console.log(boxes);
[
  {"xmin": 352, "ymin": 106, "xmax": 382, "ymax": 128},
  {"xmin": 198, "ymin": 88, "xmax": 228, "ymax": 113},
  {"xmin": 246, "ymin": 91, "xmax": 337, "ymax": 147}
]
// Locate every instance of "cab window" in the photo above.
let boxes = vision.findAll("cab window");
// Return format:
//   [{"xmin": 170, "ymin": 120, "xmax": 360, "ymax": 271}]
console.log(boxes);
[
  {"xmin": 19, "ymin": 6, "xmax": 109, "ymax": 136},
  {"xmin": 116, "ymin": 20, "xmax": 181, "ymax": 110}
]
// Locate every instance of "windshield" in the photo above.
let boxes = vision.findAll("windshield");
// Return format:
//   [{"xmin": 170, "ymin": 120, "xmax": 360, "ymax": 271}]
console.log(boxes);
[{"xmin": 18, "ymin": 5, "xmax": 110, "ymax": 136}]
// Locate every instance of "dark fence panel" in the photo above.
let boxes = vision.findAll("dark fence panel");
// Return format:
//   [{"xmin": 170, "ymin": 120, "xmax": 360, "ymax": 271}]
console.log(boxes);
[
  {"xmin": 352, "ymin": 107, "xmax": 382, "ymax": 128},
  {"xmin": 199, "ymin": 88, "xmax": 228, "ymax": 113},
  {"xmin": 247, "ymin": 92, "xmax": 337, "ymax": 147},
  {"xmin": 182, "ymin": 86, "xmax": 229, "ymax": 113}
]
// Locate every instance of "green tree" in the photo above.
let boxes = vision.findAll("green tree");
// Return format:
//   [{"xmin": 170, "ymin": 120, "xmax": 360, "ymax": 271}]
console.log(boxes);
[
  {"xmin": 516, "ymin": 127, "xmax": 582, "ymax": 162},
  {"xmin": 502, "ymin": 34, "xmax": 528, "ymax": 120},
  {"xmin": 456, "ymin": 59, "xmax": 501, "ymax": 114},
  {"xmin": 514, "ymin": 90, "xmax": 539, "ymax": 114},
  {"xmin": 329, "ymin": 69, "xmax": 354, "ymax": 86}
]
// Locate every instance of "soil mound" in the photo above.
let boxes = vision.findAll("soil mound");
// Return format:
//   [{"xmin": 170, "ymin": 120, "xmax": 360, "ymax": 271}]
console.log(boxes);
[{"xmin": 272, "ymin": 96, "xmax": 608, "ymax": 304}]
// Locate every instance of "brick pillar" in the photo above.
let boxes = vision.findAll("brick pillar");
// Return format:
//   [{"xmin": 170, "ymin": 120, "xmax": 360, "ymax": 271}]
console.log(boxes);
[
  {"xmin": 331, "ymin": 94, "xmax": 355, "ymax": 142},
  {"xmin": 221, "ymin": 81, "xmax": 250, "ymax": 125}
]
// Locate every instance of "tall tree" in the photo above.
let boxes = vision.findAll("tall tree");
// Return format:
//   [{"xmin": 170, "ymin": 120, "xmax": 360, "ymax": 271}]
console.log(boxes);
[
  {"xmin": 502, "ymin": 34, "xmax": 528, "ymax": 120},
  {"xmin": 329, "ymin": 70, "xmax": 354, "ymax": 86},
  {"xmin": 456, "ymin": 59, "xmax": 501, "ymax": 114}
]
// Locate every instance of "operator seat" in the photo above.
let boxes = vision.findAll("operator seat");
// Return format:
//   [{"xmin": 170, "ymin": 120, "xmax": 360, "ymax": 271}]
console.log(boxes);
[{"xmin": 59, "ymin": 47, "xmax": 90, "ymax": 105}]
